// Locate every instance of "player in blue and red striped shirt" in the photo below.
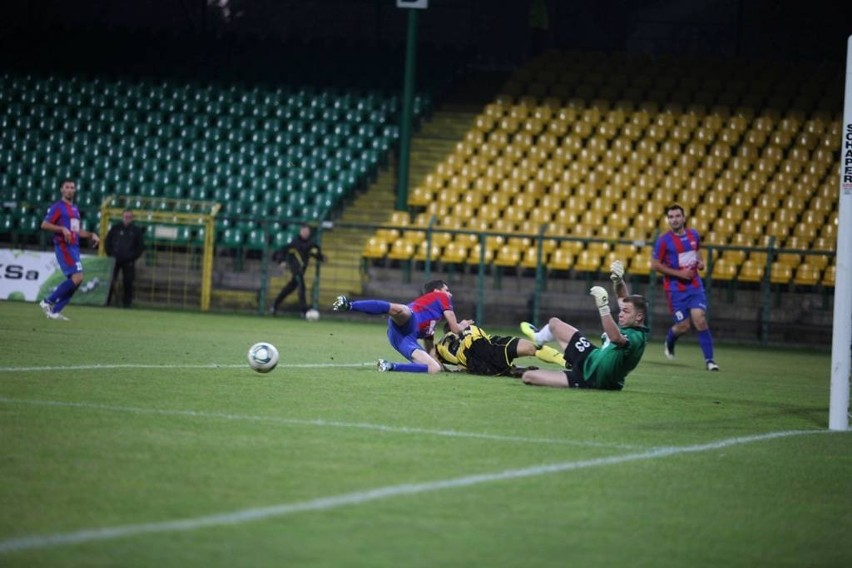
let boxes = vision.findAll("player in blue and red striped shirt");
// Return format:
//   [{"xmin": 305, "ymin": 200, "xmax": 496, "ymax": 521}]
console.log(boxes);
[
  {"xmin": 651, "ymin": 204, "xmax": 719, "ymax": 371},
  {"xmin": 38, "ymin": 179, "xmax": 100, "ymax": 321},
  {"xmin": 332, "ymin": 279, "xmax": 473, "ymax": 373}
]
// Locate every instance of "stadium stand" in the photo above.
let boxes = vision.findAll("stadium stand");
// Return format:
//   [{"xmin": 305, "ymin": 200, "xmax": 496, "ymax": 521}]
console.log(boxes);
[
  {"xmin": 0, "ymin": 72, "xmax": 433, "ymax": 254},
  {"xmin": 369, "ymin": 50, "xmax": 842, "ymax": 287}
]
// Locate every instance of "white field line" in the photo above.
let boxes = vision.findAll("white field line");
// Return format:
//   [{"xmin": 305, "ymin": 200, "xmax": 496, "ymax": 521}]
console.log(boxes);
[
  {"xmin": 0, "ymin": 397, "xmax": 640, "ymax": 450},
  {"xmin": 0, "ymin": 429, "xmax": 830, "ymax": 554},
  {"xmin": 0, "ymin": 362, "xmax": 372, "ymax": 372}
]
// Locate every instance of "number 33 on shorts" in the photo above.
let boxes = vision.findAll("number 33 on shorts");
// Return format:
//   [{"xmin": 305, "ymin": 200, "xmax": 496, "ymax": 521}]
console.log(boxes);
[{"xmin": 575, "ymin": 336, "xmax": 591, "ymax": 352}]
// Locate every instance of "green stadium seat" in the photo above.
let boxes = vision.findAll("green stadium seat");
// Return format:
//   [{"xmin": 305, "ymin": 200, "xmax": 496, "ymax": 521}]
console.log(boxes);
[
  {"xmin": 219, "ymin": 227, "xmax": 244, "ymax": 248},
  {"xmin": 0, "ymin": 212, "xmax": 15, "ymax": 234},
  {"xmin": 17, "ymin": 213, "xmax": 41, "ymax": 237},
  {"xmin": 244, "ymin": 229, "xmax": 268, "ymax": 251}
]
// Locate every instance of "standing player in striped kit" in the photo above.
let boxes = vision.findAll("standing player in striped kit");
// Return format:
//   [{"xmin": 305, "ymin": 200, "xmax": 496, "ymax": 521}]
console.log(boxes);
[
  {"xmin": 38, "ymin": 178, "xmax": 100, "ymax": 321},
  {"xmin": 651, "ymin": 203, "xmax": 720, "ymax": 371}
]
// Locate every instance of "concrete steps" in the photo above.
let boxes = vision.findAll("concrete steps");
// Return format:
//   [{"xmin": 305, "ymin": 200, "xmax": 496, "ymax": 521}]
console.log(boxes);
[{"xmin": 316, "ymin": 108, "xmax": 480, "ymax": 304}]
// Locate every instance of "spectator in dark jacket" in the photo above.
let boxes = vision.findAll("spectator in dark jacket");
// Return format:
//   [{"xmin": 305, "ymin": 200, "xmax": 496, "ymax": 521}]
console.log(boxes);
[
  {"xmin": 105, "ymin": 209, "xmax": 145, "ymax": 308},
  {"xmin": 271, "ymin": 224, "xmax": 325, "ymax": 317}
]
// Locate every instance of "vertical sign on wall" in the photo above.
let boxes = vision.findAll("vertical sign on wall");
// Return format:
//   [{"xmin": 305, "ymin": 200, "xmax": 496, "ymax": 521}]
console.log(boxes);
[{"xmin": 828, "ymin": 35, "xmax": 852, "ymax": 431}]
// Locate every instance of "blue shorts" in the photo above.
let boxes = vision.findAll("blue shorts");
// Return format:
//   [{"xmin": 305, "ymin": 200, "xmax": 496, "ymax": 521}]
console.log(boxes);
[
  {"xmin": 55, "ymin": 245, "xmax": 83, "ymax": 277},
  {"xmin": 665, "ymin": 287, "xmax": 708, "ymax": 323},
  {"xmin": 387, "ymin": 316, "xmax": 423, "ymax": 361}
]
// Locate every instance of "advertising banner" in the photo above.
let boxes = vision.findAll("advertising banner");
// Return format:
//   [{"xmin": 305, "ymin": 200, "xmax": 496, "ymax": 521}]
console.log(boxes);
[{"xmin": 0, "ymin": 249, "xmax": 113, "ymax": 305}]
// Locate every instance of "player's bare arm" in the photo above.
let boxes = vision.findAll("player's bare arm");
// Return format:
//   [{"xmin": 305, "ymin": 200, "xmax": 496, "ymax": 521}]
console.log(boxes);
[
  {"xmin": 422, "ymin": 336, "xmax": 436, "ymax": 358},
  {"xmin": 41, "ymin": 221, "xmax": 72, "ymax": 242},
  {"xmin": 81, "ymin": 229, "xmax": 100, "ymax": 246},
  {"xmin": 443, "ymin": 310, "xmax": 472, "ymax": 334}
]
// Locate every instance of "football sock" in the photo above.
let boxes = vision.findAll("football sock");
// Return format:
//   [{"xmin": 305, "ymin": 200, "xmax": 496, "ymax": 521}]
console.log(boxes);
[
  {"xmin": 47, "ymin": 278, "xmax": 76, "ymax": 305},
  {"xmin": 666, "ymin": 328, "xmax": 678, "ymax": 348},
  {"xmin": 52, "ymin": 283, "xmax": 80, "ymax": 313},
  {"xmin": 535, "ymin": 345, "xmax": 566, "ymax": 367},
  {"xmin": 388, "ymin": 362, "xmax": 429, "ymax": 373},
  {"xmin": 533, "ymin": 324, "xmax": 554, "ymax": 345},
  {"xmin": 350, "ymin": 300, "xmax": 391, "ymax": 315},
  {"xmin": 697, "ymin": 329, "xmax": 715, "ymax": 361}
]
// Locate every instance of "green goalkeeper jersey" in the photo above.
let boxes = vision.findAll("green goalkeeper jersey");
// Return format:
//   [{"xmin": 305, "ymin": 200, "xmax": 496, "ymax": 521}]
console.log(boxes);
[{"xmin": 583, "ymin": 325, "xmax": 648, "ymax": 390}]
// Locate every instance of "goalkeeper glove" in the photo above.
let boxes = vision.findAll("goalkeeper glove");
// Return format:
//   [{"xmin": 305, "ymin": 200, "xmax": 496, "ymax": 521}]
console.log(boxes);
[
  {"xmin": 590, "ymin": 286, "xmax": 610, "ymax": 316},
  {"xmin": 610, "ymin": 260, "xmax": 624, "ymax": 285}
]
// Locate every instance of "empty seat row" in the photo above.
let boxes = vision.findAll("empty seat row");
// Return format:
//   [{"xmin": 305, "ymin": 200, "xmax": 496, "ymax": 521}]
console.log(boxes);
[{"xmin": 364, "ymin": 50, "xmax": 842, "ymax": 287}]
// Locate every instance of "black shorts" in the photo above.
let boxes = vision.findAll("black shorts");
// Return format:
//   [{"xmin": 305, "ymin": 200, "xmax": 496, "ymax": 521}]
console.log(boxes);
[
  {"xmin": 562, "ymin": 331, "xmax": 598, "ymax": 388},
  {"xmin": 464, "ymin": 336, "xmax": 519, "ymax": 376}
]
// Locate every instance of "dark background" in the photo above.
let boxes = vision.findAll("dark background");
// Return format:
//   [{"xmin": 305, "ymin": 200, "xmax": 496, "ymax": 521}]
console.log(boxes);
[{"xmin": 2, "ymin": 0, "xmax": 850, "ymax": 82}]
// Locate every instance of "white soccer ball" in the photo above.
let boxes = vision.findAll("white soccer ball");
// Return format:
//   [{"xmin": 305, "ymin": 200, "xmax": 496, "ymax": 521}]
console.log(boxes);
[
  {"xmin": 305, "ymin": 308, "xmax": 320, "ymax": 321},
  {"xmin": 247, "ymin": 342, "xmax": 279, "ymax": 373}
]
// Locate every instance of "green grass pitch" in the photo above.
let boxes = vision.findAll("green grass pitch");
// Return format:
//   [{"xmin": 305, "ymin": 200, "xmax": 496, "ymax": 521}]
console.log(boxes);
[{"xmin": 0, "ymin": 300, "xmax": 850, "ymax": 567}]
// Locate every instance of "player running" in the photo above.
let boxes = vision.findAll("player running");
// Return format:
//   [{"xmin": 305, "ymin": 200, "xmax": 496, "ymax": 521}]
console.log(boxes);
[
  {"xmin": 332, "ymin": 279, "xmax": 472, "ymax": 373},
  {"xmin": 651, "ymin": 203, "xmax": 719, "ymax": 371},
  {"xmin": 39, "ymin": 178, "xmax": 100, "ymax": 321}
]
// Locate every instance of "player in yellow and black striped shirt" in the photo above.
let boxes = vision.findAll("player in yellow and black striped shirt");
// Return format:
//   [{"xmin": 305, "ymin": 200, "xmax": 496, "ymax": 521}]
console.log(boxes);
[{"xmin": 436, "ymin": 324, "xmax": 565, "ymax": 377}]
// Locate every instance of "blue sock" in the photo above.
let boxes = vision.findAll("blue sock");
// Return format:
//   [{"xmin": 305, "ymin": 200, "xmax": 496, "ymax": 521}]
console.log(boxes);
[
  {"xmin": 666, "ymin": 329, "xmax": 677, "ymax": 347},
  {"xmin": 47, "ymin": 278, "xmax": 76, "ymax": 305},
  {"xmin": 52, "ymin": 282, "xmax": 80, "ymax": 313},
  {"xmin": 350, "ymin": 300, "xmax": 391, "ymax": 315},
  {"xmin": 697, "ymin": 329, "xmax": 715, "ymax": 361},
  {"xmin": 389, "ymin": 362, "xmax": 430, "ymax": 373}
]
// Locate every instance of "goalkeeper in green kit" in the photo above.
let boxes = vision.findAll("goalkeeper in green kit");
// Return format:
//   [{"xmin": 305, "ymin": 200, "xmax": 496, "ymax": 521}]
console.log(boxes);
[{"xmin": 519, "ymin": 260, "xmax": 648, "ymax": 390}]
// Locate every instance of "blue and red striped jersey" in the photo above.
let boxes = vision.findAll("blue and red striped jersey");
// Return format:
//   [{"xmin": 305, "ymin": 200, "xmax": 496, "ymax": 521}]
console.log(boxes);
[
  {"xmin": 44, "ymin": 200, "xmax": 81, "ymax": 247},
  {"xmin": 408, "ymin": 291, "xmax": 453, "ymax": 339},
  {"xmin": 652, "ymin": 229, "xmax": 703, "ymax": 292}
]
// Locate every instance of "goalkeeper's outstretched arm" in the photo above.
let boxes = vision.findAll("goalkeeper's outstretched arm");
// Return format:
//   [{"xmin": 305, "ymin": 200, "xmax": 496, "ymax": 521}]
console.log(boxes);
[
  {"xmin": 590, "ymin": 286, "xmax": 628, "ymax": 346},
  {"xmin": 609, "ymin": 260, "xmax": 629, "ymax": 299}
]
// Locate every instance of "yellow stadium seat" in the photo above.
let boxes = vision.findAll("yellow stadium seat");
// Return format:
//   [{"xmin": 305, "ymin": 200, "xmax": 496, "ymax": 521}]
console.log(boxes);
[
  {"xmin": 769, "ymin": 262, "xmax": 793, "ymax": 285},
  {"xmin": 408, "ymin": 185, "xmax": 433, "ymax": 207},
  {"xmin": 629, "ymin": 248, "xmax": 653, "ymax": 276},
  {"xmin": 744, "ymin": 129, "xmax": 768, "ymax": 147},
  {"xmin": 820, "ymin": 222, "xmax": 837, "ymax": 241},
  {"xmin": 720, "ymin": 206, "xmax": 745, "ymax": 225},
  {"xmin": 710, "ymin": 257, "xmax": 737, "ymax": 281},
  {"xmin": 387, "ymin": 238, "xmax": 415, "ymax": 261},
  {"xmin": 577, "ymin": 244, "xmax": 608, "ymax": 271},
  {"xmin": 519, "ymin": 245, "xmax": 544, "ymax": 270},
  {"xmin": 362, "ymin": 236, "xmax": 389, "ymax": 260},
  {"xmin": 466, "ymin": 243, "xmax": 495, "ymax": 266},
  {"xmin": 822, "ymin": 265, "xmax": 836, "ymax": 287},
  {"xmin": 811, "ymin": 196, "xmax": 835, "ymax": 213},
  {"xmin": 805, "ymin": 251, "xmax": 831, "ymax": 271},
  {"xmin": 441, "ymin": 242, "xmax": 468, "ymax": 265},
  {"xmin": 494, "ymin": 243, "xmax": 522, "ymax": 268},
  {"xmin": 702, "ymin": 231, "xmax": 728, "ymax": 247},
  {"xmin": 738, "ymin": 259, "xmax": 764, "ymax": 283},
  {"xmin": 775, "ymin": 246, "xmax": 802, "ymax": 268},
  {"xmin": 738, "ymin": 219, "xmax": 765, "ymax": 239},
  {"xmin": 376, "ymin": 226, "xmax": 401, "ymax": 242},
  {"xmin": 547, "ymin": 247, "xmax": 575, "ymax": 271},
  {"xmin": 586, "ymin": 242, "xmax": 613, "ymax": 260},
  {"xmin": 793, "ymin": 263, "xmax": 821, "ymax": 287},
  {"xmin": 414, "ymin": 241, "xmax": 442, "ymax": 263},
  {"xmin": 812, "ymin": 237, "xmax": 835, "ymax": 252},
  {"xmin": 721, "ymin": 248, "xmax": 747, "ymax": 266},
  {"xmin": 792, "ymin": 223, "xmax": 818, "ymax": 242},
  {"xmin": 717, "ymin": 127, "xmax": 741, "ymax": 146}
]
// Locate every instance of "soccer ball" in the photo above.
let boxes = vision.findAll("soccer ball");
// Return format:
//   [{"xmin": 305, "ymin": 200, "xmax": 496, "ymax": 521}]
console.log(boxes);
[
  {"xmin": 305, "ymin": 308, "xmax": 320, "ymax": 321},
  {"xmin": 247, "ymin": 342, "xmax": 279, "ymax": 373}
]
